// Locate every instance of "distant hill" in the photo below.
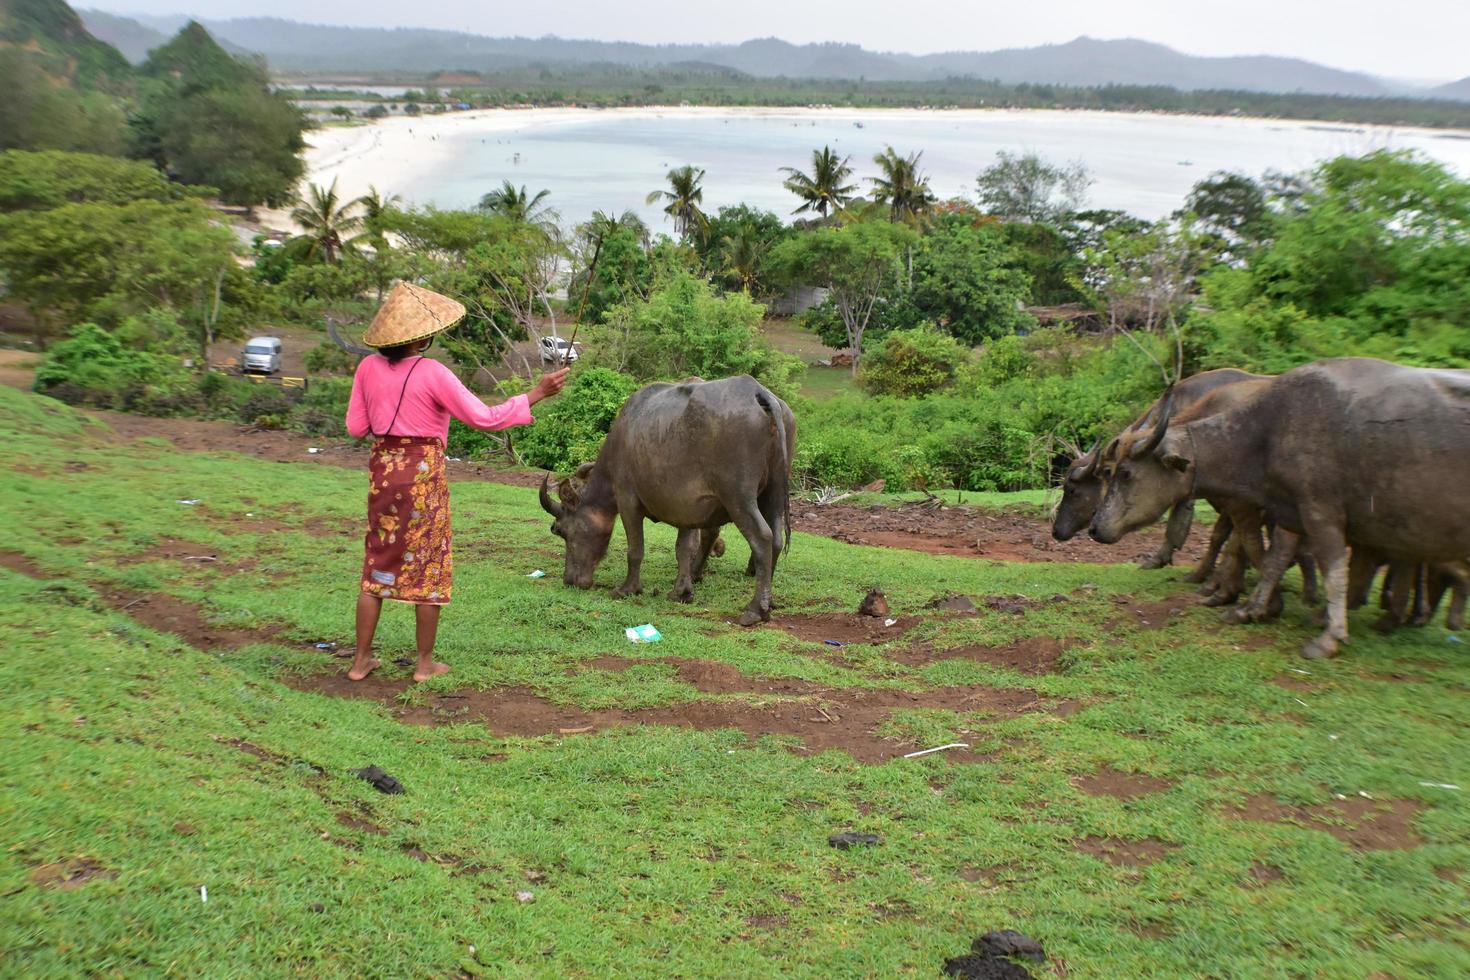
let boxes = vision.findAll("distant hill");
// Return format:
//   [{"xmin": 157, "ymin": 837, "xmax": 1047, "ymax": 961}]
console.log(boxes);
[
  {"xmin": 77, "ymin": 8, "xmax": 166, "ymax": 62},
  {"xmin": 1433, "ymin": 76, "xmax": 1470, "ymax": 101},
  {"xmin": 65, "ymin": 14, "xmax": 1466, "ymax": 100},
  {"xmin": 2, "ymin": 0, "xmax": 132, "ymax": 91}
]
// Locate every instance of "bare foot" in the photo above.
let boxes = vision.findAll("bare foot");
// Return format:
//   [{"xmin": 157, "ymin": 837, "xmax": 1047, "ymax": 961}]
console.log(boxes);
[
  {"xmin": 413, "ymin": 662, "xmax": 452, "ymax": 682},
  {"xmin": 347, "ymin": 658, "xmax": 381, "ymax": 681}
]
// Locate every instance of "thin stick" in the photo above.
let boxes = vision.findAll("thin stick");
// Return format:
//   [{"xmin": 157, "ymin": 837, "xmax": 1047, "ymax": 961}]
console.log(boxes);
[{"xmin": 902, "ymin": 742, "xmax": 969, "ymax": 759}]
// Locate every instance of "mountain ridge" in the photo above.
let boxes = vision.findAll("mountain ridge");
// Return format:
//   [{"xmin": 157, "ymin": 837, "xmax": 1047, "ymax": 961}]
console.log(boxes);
[{"xmin": 77, "ymin": 11, "xmax": 1467, "ymax": 101}]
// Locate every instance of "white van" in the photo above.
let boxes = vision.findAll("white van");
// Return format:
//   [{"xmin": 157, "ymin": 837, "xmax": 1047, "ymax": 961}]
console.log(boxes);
[{"xmin": 242, "ymin": 336, "xmax": 283, "ymax": 374}]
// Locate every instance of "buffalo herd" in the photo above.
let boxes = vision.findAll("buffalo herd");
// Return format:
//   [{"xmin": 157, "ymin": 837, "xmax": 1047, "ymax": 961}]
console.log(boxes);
[{"xmin": 539, "ymin": 359, "xmax": 1468, "ymax": 660}]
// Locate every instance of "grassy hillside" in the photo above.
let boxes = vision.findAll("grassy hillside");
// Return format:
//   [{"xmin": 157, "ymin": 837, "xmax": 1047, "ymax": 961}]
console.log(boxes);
[{"xmin": 2, "ymin": 382, "xmax": 1467, "ymax": 975}]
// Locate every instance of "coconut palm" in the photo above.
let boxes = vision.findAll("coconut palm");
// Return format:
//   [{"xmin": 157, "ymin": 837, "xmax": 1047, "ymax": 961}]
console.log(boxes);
[
  {"xmin": 289, "ymin": 179, "xmax": 363, "ymax": 264},
  {"xmin": 646, "ymin": 165, "xmax": 709, "ymax": 240},
  {"xmin": 583, "ymin": 208, "xmax": 650, "ymax": 249},
  {"xmin": 353, "ymin": 185, "xmax": 401, "ymax": 248},
  {"xmin": 479, "ymin": 181, "xmax": 556, "ymax": 227},
  {"xmin": 868, "ymin": 146, "xmax": 935, "ymax": 226},
  {"xmin": 780, "ymin": 146, "xmax": 856, "ymax": 219},
  {"xmin": 721, "ymin": 225, "xmax": 769, "ymax": 294}
]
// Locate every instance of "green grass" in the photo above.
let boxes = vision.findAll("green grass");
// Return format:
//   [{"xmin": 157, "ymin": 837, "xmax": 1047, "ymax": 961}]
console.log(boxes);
[{"xmin": 2, "ymin": 383, "xmax": 1467, "ymax": 977}]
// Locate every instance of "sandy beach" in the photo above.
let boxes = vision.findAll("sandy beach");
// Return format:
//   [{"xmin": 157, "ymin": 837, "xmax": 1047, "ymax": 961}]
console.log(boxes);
[{"xmin": 266, "ymin": 105, "xmax": 1470, "ymax": 232}]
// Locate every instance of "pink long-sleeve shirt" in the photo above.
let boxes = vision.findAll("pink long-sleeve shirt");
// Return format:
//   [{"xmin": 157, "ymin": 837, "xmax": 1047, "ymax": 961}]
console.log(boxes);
[{"xmin": 345, "ymin": 355, "xmax": 533, "ymax": 443}]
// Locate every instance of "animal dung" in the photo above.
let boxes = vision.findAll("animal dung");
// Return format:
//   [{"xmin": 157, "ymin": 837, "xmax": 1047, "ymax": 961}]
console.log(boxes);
[
  {"xmin": 353, "ymin": 765, "xmax": 405, "ymax": 795},
  {"xmin": 943, "ymin": 929, "xmax": 1046, "ymax": 979},
  {"xmin": 858, "ymin": 587, "xmax": 890, "ymax": 618},
  {"xmin": 828, "ymin": 832, "xmax": 882, "ymax": 849}
]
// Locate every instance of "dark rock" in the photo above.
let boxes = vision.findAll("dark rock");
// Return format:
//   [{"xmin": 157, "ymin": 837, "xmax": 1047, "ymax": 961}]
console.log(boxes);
[
  {"xmin": 353, "ymin": 765, "xmax": 405, "ymax": 795},
  {"xmin": 828, "ymin": 832, "xmax": 881, "ymax": 849}
]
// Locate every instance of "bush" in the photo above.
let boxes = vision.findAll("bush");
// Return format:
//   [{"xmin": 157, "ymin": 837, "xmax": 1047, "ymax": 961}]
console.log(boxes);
[
  {"xmin": 304, "ymin": 341, "xmax": 357, "ymax": 375},
  {"xmin": 515, "ymin": 367, "xmax": 642, "ymax": 472},
  {"xmin": 858, "ymin": 323, "xmax": 968, "ymax": 397},
  {"xmin": 34, "ymin": 322, "xmax": 192, "ymax": 412}
]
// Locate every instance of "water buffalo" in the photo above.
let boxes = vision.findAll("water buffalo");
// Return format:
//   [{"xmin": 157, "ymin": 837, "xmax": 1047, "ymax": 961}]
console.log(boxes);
[
  {"xmin": 1090, "ymin": 357, "xmax": 1470, "ymax": 658},
  {"xmin": 539, "ymin": 375, "xmax": 795, "ymax": 626},
  {"xmin": 1052, "ymin": 368, "xmax": 1269, "ymax": 574}
]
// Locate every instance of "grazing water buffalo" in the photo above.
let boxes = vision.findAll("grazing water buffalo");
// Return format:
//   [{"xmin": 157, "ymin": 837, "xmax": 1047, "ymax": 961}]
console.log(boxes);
[
  {"xmin": 1090, "ymin": 357, "xmax": 1470, "ymax": 659},
  {"xmin": 539, "ymin": 375, "xmax": 795, "ymax": 626},
  {"xmin": 1053, "ymin": 368, "xmax": 1269, "ymax": 575}
]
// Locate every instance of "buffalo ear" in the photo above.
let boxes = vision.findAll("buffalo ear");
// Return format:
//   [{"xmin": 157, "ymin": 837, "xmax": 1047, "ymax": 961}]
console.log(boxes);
[
  {"xmin": 557, "ymin": 480, "xmax": 581, "ymax": 508},
  {"xmin": 1161, "ymin": 453, "xmax": 1190, "ymax": 472}
]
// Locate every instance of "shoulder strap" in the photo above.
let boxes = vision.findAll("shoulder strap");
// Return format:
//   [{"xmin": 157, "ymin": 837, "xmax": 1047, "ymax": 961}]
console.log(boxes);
[{"xmin": 370, "ymin": 356, "xmax": 426, "ymax": 439}]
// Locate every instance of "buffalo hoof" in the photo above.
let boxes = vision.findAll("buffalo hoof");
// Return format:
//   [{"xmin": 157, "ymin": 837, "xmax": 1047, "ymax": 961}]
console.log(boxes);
[
  {"xmin": 1221, "ymin": 607, "xmax": 1255, "ymax": 625},
  {"xmin": 737, "ymin": 608, "xmax": 765, "ymax": 628},
  {"xmin": 1203, "ymin": 593, "xmax": 1238, "ymax": 608},
  {"xmin": 611, "ymin": 584, "xmax": 642, "ymax": 599},
  {"xmin": 1301, "ymin": 635, "xmax": 1343, "ymax": 660},
  {"xmin": 1372, "ymin": 613, "xmax": 1401, "ymax": 635},
  {"xmin": 1138, "ymin": 555, "xmax": 1169, "ymax": 571},
  {"xmin": 667, "ymin": 587, "xmax": 694, "ymax": 604}
]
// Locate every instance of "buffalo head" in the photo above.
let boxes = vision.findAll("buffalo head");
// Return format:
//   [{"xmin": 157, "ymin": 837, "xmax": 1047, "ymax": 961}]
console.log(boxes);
[
  {"xmin": 1051, "ymin": 440, "xmax": 1103, "ymax": 541},
  {"xmin": 1089, "ymin": 389, "xmax": 1194, "ymax": 544},
  {"xmin": 539, "ymin": 465, "xmax": 613, "ymax": 589}
]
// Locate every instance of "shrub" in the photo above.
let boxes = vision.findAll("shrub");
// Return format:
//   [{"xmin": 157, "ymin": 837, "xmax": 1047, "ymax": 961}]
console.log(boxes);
[
  {"xmin": 514, "ymin": 367, "xmax": 642, "ymax": 472},
  {"xmin": 858, "ymin": 323, "xmax": 968, "ymax": 397},
  {"xmin": 34, "ymin": 322, "xmax": 191, "ymax": 412},
  {"xmin": 304, "ymin": 341, "xmax": 357, "ymax": 375}
]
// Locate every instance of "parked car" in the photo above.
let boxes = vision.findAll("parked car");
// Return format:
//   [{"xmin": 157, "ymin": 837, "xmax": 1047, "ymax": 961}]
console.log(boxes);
[
  {"xmin": 242, "ymin": 336, "xmax": 283, "ymax": 374},
  {"xmin": 539, "ymin": 336, "xmax": 579, "ymax": 363}
]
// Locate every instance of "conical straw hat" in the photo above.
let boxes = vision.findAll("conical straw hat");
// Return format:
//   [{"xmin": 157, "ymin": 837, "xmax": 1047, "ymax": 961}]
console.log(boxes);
[{"xmin": 360, "ymin": 282, "xmax": 467, "ymax": 348}]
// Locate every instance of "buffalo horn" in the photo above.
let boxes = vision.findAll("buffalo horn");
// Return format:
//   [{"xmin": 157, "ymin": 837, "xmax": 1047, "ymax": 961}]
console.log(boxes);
[
  {"xmin": 573, "ymin": 462, "xmax": 596, "ymax": 482},
  {"xmin": 1069, "ymin": 440, "xmax": 1101, "ymax": 481},
  {"xmin": 1131, "ymin": 385, "xmax": 1176, "ymax": 459},
  {"xmin": 539, "ymin": 472, "xmax": 564, "ymax": 518}
]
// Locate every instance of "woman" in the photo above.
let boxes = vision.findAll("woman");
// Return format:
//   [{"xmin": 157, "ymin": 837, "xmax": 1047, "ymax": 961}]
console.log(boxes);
[{"xmin": 343, "ymin": 282, "xmax": 569, "ymax": 682}]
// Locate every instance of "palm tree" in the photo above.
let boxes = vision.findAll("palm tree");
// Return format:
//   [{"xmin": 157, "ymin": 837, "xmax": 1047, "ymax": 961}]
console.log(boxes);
[
  {"xmin": 583, "ymin": 208, "xmax": 650, "ymax": 249},
  {"xmin": 869, "ymin": 147, "xmax": 935, "ymax": 226},
  {"xmin": 479, "ymin": 180, "xmax": 555, "ymax": 227},
  {"xmin": 780, "ymin": 146, "xmax": 855, "ymax": 219},
  {"xmin": 646, "ymin": 165, "xmax": 709, "ymax": 240},
  {"xmin": 289, "ymin": 179, "xmax": 363, "ymax": 264},
  {"xmin": 721, "ymin": 224, "xmax": 767, "ymax": 294}
]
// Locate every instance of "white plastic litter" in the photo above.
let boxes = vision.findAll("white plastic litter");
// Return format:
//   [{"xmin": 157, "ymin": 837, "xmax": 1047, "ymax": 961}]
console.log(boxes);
[
  {"xmin": 902, "ymin": 743, "xmax": 969, "ymax": 759},
  {"xmin": 1418, "ymin": 781, "xmax": 1461, "ymax": 790},
  {"xmin": 884, "ymin": 618, "xmax": 898, "ymax": 627},
  {"xmin": 177, "ymin": 499, "xmax": 200, "ymax": 506},
  {"xmin": 307, "ymin": 447, "xmax": 321, "ymax": 454},
  {"xmin": 625, "ymin": 624, "xmax": 662, "ymax": 643},
  {"xmin": 515, "ymin": 891, "xmax": 535, "ymax": 904},
  {"xmin": 200, "ymin": 886, "xmax": 208, "ymax": 903},
  {"xmin": 527, "ymin": 570, "xmax": 546, "ymax": 578}
]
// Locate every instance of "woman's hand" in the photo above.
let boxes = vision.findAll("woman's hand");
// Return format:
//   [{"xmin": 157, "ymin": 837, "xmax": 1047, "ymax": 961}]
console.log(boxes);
[{"xmin": 527, "ymin": 367, "xmax": 571, "ymax": 406}]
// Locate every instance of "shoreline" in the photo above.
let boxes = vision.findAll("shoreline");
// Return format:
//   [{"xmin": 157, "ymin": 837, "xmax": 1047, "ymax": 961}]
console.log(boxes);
[{"xmin": 262, "ymin": 104, "xmax": 1470, "ymax": 233}]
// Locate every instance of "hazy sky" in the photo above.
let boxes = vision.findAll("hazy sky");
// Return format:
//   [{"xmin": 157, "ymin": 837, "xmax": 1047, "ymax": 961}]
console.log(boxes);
[{"xmin": 85, "ymin": 0, "xmax": 1469, "ymax": 81}]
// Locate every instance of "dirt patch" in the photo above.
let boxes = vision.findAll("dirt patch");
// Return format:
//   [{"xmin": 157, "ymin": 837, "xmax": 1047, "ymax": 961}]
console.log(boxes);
[
  {"xmin": 743, "ymin": 913, "xmax": 790, "ymax": 930},
  {"xmin": 1, "ymin": 550, "xmax": 284, "ymax": 651},
  {"xmin": 1243, "ymin": 862, "xmax": 1284, "ymax": 887},
  {"xmin": 288, "ymin": 670, "xmax": 1047, "ymax": 765},
  {"xmin": 118, "ymin": 537, "xmax": 258, "ymax": 576},
  {"xmin": 336, "ymin": 810, "xmax": 388, "ymax": 835},
  {"xmin": 794, "ymin": 499, "xmax": 1214, "ymax": 566},
  {"xmin": 572, "ymin": 656, "xmax": 823, "ymax": 695},
  {"xmin": 1113, "ymin": 595, "xmax": 1197, "ymax": 629},
  {"xmin": 1073, "ymin": 767, "xmax": 1175, "ymax": 800},
  {"xmin": 226, "ymin": 738, "xmax": 278, "ymax": 762},
  {"xmin": 1073, "ymin": 836, "xmax": 1177, "ymax": 867},
  {"xmin": 767, "ymin": 613, "xmax": 920, "ymax": 647},
  {"xmin": 891, "ymin": 636, "xmax": 1073, "ymax": 675},
  {"xmin": 29, "ymin": 857, "xmax": 117, "ymax": 890},
  {"xmin": 1227, "ymin": 793, "xmax": 1425, "ymax": 851}
]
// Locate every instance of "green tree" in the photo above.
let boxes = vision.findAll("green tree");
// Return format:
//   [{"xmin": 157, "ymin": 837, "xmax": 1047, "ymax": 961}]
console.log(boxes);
[
  {"xmin": 0, "ymin": 150, "xmax": 180, "ymax": 211},
  {"xmin": 976, "ymin": 151, "xmax": 1092, "ymax": 224},
  {"xmin": 646, "ymin": 165, "xmax": 708, "ymax": 240},
  {"xmin": 289, "ymin": 179, "xmax": 364, "ymax": 264},
  {"xmin": 868, "ymin": 147, "xmax": 934, "ymax": 226},
  {"xmin": 908, "ymin": 213, "xmax": 1036, "ymax": 344},
  {"xmin": 695, "ymin": 205, "xmax": 789, "ymax": 296},
  {"xmin": 780, "ymin": 146, "xmax": 855, "ymax": 219},
  {"xmin": 0, "ymin": 50, "xmax": 127, "ymax": 155},
  {"xmin": 1175, "ymin": 170, "xmax": 1271, "ymax": 255},
  {"xmin": 769, "ymin": 221, "xmax": 919, "ymax": 372},
  {"xmin": 131, "ymin": 23, "xmax": 305, "ymax": 206}
]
